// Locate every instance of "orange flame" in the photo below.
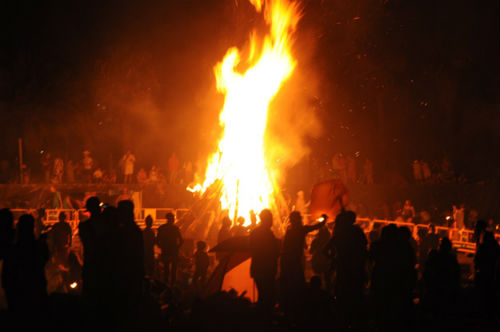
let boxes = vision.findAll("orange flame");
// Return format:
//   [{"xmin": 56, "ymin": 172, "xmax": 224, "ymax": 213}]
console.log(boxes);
[{"xmin": 190, "ymin": 0, "xmax": 301, "ymax": 224}]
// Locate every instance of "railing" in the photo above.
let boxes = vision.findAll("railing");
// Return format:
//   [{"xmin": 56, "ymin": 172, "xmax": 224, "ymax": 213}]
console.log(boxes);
[
  {"xmin": 354, "ymin": 217, "xmax": 496, "ymax": 253},
  {"xmin": 10, "ymin": 208, "xmax": 500, "ymax": 252},
  {"xmin": 10, "ymin": 208, "xmax": 190, "ymax": 229}
]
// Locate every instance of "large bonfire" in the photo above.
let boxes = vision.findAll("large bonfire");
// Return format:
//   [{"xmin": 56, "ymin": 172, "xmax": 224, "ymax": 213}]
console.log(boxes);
[{"xmin": 189, "ymin": 0, "xmax": 301, "ymax": 224}]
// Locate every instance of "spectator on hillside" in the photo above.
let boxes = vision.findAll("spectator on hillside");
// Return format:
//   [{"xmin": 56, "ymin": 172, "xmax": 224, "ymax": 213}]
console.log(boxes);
[
  {"xmin": 50, "ymin": 185, "xmax": 63, "ymax": 209},
  {"xmin": 441, "ymin": 157, "xmax": 454, "ymax": 183},
  {"xmin": 41, "ymin": 152, "xmax": 52, "ymax": 183},
  {"xmin": 413, "ymin": 160, "xmax": 422, "ymax": 184},
  {"xmin": 120, "ymin": 150, "xmax": 136, "ymax": 184},
  {"xmin": 82, "ymin": 151, "xmax": 94, "ymax": 183},
  {"xmin": 107, "ymin": 169, "xmax": 117, "ymax": 184},
  {"xmin": 401, "ymin": 200, "xmax": 416, "ymax": 222},
  {"xmin": 93, "ymin": 168, "xmax": 103, "ymax": 183},
  {"xmin": 136, "ymin": 168, "xmax": 148, "ymax": 185},
  {"xmin": 168, "ymin": 153, "xmax": 180, "ymax": 184},
  {"xmin": 421, "ymin": 160, "xmax": 431, "ymax": 183},
  {"xmin": 149, "ymin": 166, "xmax": 159, "ymax": 183},
  {"xmin": 65, "ymin": 160, "xmax": 75, "ymax": 183},
  {"xmin": 53, "ymin": 157, "xmax": 64, "ymax": 184}
]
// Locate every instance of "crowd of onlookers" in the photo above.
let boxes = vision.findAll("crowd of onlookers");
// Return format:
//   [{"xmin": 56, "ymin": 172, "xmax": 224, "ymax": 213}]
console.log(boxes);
[
  {"xmin": 0, "ymin": 149, "xmax": 487, "ymax": 187},
  {"xmin": 0, "ymin": 149, "xmax": 195, "ymax": 186},
  {"xmin": 308, "ymin": 153, "xmax": 478, "ymax": 186},
  {"xmin": 310, "ymin": 153, "xmax": 374, "ymax": 185},
  {"xmin": 411, "ymin": 156, "xmax": 466, "ymax": 184},
  {"xmin": 0, "ymin": 195, "xmax": 499, "ymax": 330}
]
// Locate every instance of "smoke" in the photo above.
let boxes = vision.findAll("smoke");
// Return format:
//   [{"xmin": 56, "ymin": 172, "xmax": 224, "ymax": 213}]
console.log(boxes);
[{"xmin": 265, "ymin": 15, "xmax": 323, "ymax": 185}]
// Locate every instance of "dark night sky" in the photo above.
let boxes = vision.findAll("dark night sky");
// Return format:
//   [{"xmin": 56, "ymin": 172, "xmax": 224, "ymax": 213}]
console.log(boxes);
[{"xmin": 1, "ymin": 0, "xmax": 499, "ymax": 181}]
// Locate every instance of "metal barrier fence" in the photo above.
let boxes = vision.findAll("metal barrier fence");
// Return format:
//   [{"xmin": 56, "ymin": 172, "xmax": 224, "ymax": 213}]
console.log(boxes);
[
  {"xmin": 354, "ymin": 217, "xmax": 489, "ymax": 253},
  {"xmin": 10, "ymin": 208, "xmax": 190, "ymax": 229},
  {"xmin": 9, "ymin": 208, "xmax": 500, "ymax": 252}
]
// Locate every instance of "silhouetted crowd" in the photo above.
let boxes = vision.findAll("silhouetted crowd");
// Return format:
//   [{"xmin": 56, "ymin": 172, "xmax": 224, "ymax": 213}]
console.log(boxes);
[{"xmin": 0, "ymin": 199, "xmax": 499, "ymax": 330}]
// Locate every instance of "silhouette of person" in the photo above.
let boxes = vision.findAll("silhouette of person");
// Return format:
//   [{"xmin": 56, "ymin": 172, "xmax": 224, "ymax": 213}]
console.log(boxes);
[
  {"xmin": 231, "ymin": 216, "xmax": 247, "ymax": 237},
  {"xmin": 2, "ymin": 214, "xmax": 49, "ymax": 317},
  {"xmin": 0, "ymin": 208, "xmax": 14, "ymax": 261},
  {"xmin": 325, "ymin": 210, "xmax": 367, "ymax": 327},
  {"xmin": 0, "ymin": 209, "xmax": 14, "ymax": 309},
  {"xmin": 113, "ymin": 200, "xmax": 144, "ymax": 323},
  {"xmin": 474, "ymin": 231, "xmax": 500, "ymax": 319},
  {"xmin": 51, "ymin": 212, "xmax": 72, "ymax": 259},
  {"xmin": 281, "ymin": 211, "xmax": 326, "ymax": 318},
  {"xmin": 78, "ymin": 196, "xmax": 112, "ymax": 316},
  {"xmin": 143, "ymin": 215, "xmax": 155, "ymax": 277},
  {"xmin": 304, "ymin": 275, "xmax": 334, "ymax": 328},
  {"xmin": 249, "ymin": 209, "xmax": 279, "ymax": 313},
  {"xmin": 310, "ymin": 224, "xmax": 331, "ymax": 289},
  {"xmin": 218, "ymin": 216, "xmax": 232, "ymax": 243},
  {"xmin": 34, "ymin": 207, "xmax": 46, "ymax": 240},
  {"xmin": 423, "ymin": 237, "xmax": 460, "ymax": 317},
  {"xmin": 473, "ymin": 219, "xmax": 488, "ymax": 247},
  {"xmin": 156, "ymin": 212, "xmax": 183, "ymax": 285},
  {"xmin": 46, "ymin": 211, "xmax": 81, "ymax": 295},
  {"xmin": 193, "ymin": 240, "xmax": 209, "ymax": 288},
  {"xmin": 370, "ymin": 224, "xmax": 416, "ymax": 329},
  {"xmin": 419, "ymin": 225, "xmax": 439, "ymax": 273}
]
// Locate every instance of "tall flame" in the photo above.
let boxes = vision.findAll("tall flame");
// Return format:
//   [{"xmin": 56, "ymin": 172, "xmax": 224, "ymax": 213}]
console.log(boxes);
[{"xmin": 191, "ymin": 0, "xmax": 301, "ymax": 224}]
